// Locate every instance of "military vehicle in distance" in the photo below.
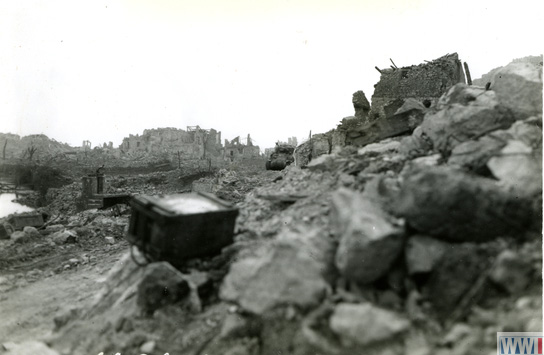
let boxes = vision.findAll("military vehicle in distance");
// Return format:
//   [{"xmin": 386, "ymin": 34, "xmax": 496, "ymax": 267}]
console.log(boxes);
[{"xmin": 265, "ymin": 144, "xmax": 295, "ymax": 170}]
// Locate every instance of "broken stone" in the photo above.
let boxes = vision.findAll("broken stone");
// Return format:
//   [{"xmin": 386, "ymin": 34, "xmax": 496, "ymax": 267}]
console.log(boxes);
[
  {"xmin": 139, "ymin": 340, "xmax": 156, "ymax": 353},
  {"xmin": 357, "ymin": 139, "xmax": 401, "ymax": 155},
  {"xmin": 405, "ymin": 235, "xmax": 449, "ymax": 275},
  {"xmin": 105, "ymin": 236, "xmax": 115, "ymax": 244},
  {"xmin": 23, "ymin": 226, "xmax": 41, "ymax": 238},
  {"xmin": 491, "ymin": 61, "xmax": 543, "ymax": 119},
  {"xmin": 424, "ymin": 243, "xmax": 493, "ymax": 318},
  {"xmin": 419, "ymin": 84, "xmax": 516, "ymax": 154},
  {"xmin": 488, "ymin": 250, "xmax": 532, "ymax": 294},
  {"xmin": 306, "ymin": 154, "xmax": 339, "ymax": 172},
  {"xmin": 50, "ymin": 230, "xmax": 78, "ymax": 244},
  {"xmin": 398, "ymin": 126, "xmax": 433, "ymax": 157},
  {"xmin": 220, "ymin": 229, "xmax": 333, "ymax": 315},
  {"xmin": 448, "ymin": 117, "xmax": 542, "ymax": 173},
  {"xmin": 394, "ymin": 166, "xmax": 535, "ymax": 242},
  {"xmin": 487, "ymin": 140, "xmax": 541, "ymax": 194},
  {"xmin": 345, "ymin": 99, "xmax": 424, "ymax": 147},
  {"xmin": 219, "ymin": 313, "xmax": 262, "ymax": 339},
  {"xmin": 45, "ymin": 224, "xmax": 65, "ymax": 234},
  {"xmin": 137, "ymin": 262, "xmax": 190, "ymax": 315},
  {"xmin": 186, "ymin": 270, "xmax": 213, "ymax": 299},
  {"xmin": 11, "ymin": 231, "xmax": 30, "ymax": 244},
  {"xmin": 332, "ymin": 188, "xmax": 405, "ymax": 284},
  {"xmin": 329, "ymin": 302, "xmax": 410, "ymax": 347}
]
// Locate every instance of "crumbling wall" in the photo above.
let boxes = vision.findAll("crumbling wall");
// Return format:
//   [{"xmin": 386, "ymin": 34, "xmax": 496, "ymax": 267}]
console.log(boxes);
[
  {"xmin": 370, "ymin": 53, "xmax": 466, "ymax": 120},
  {"xmin": 223, "ymin": 134, "xmax": 261, "ymax": 161},
  {"xmin": 120, "ymin": 127, "xmax": 222, "ymax": 159}
]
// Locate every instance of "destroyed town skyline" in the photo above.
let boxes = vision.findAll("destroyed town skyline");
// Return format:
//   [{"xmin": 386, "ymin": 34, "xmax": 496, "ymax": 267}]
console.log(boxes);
[{"xmin": 0, "ymin": 0, "xmax": 542, "ymax": 151}]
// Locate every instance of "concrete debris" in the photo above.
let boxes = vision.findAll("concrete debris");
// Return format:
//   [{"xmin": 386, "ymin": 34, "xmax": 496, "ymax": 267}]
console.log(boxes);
[
  {"xmin": 332, "ymin": 188, "xmax": 405, "ymax": 284},
  {"xmin": 394, "ymin": 166, "xmax": 535, "ymax": 242},
  {"xmin": 329, "ymin": 302, "xmax": 410, "ymax": 347}
]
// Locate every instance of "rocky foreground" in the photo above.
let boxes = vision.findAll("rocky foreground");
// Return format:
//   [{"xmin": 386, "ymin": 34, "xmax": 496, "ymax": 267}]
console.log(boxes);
[{"xmin": 0, "ymin": 60, "xmax": 542, "ymax": 355}]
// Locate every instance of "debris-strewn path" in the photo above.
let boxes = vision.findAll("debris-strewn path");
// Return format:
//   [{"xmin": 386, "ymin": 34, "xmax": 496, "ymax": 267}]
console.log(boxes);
[{"xmin": 0, "ymin": 247, "xmax": 125, "ymax": 343}]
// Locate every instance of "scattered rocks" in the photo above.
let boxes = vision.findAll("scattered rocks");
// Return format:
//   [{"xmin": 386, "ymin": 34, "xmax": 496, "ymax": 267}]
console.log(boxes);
[
  {"xmin": 332, "ymin": 188, "xmax": 405, "ymax": 284},
  {"xmin": 419, "ymin": 84, "xmax": 515, "ymax": 154}
]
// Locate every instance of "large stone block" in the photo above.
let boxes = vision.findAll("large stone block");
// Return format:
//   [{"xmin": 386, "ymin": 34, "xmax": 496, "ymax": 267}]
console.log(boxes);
[
  {"xmin": 491, "ymin": 62, "xmax": 543, "ymax": 119},
  {"xmin": 220, "ymin": 229, "xmax": 334, "ymax": 315},
  {"xmin": 329, "ymin": 303, "xmax": 410, "ymax": 347},
  {"xmin": 394, "ymin": 166, "xmax": 535, "ymax": 242},
  {"xmin": 332, "ymin": 188, "xmax": 405, "ymax": 284}
]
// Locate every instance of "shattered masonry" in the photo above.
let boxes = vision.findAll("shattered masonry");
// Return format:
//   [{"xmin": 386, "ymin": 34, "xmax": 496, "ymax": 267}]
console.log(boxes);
[{"xmin": 370, "ymin": 53, "xmax": 466, "ymax": 120}]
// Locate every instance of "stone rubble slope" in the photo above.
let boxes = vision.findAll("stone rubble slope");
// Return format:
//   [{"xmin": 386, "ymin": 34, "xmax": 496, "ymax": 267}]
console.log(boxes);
[{"xmin": 1, "ymin": 59, "xmax": 542, "ymax": 355}]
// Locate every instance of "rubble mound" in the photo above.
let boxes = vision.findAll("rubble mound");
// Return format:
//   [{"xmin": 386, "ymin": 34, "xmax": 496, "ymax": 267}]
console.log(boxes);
[{"xmin": 1, "ymin": 56, "xmax": 541, "ymax": 355}]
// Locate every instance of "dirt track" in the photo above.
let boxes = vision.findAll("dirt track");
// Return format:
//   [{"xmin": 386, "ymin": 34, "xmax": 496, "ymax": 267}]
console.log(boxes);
[{"xmin": 0, "ymin": 245, "xmax": 126, "ymax": 343}]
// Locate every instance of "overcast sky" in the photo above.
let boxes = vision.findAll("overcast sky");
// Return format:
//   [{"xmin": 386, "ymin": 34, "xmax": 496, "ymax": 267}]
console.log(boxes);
[{"xmin": 1, "ymin": 0, "xmax": 542, "ymax": 151}]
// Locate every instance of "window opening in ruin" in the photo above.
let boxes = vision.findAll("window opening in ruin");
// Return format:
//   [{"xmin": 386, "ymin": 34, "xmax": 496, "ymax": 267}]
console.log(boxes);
[
  {"xmin": 423, "ymin": 99, "xmax": 432, "ymax": 108},
  {"xmin": 230, "ymin": 150, "xmax": 234, "ymax": 156}
]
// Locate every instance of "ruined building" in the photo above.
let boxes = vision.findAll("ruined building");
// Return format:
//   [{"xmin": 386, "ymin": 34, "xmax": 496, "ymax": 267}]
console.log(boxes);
[
  {"xmin": 120, "ymin": 126, "xmax": 222, "ymax": 159},
  {"xmin": 370, "ymin": 53, "xmax": 466, "ymax": 120},
  {"xmin": 223, "ymin": 134, "xmax": 261, "ymax": 161},
  {"xmin": 296, "ymin": 53, "xmax": 469, "ymax": 164}
]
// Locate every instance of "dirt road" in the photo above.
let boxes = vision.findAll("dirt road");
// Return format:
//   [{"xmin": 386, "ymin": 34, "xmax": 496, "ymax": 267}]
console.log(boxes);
[{"xmin": 0, "ymin": 247, "xmax": 126, "ymax": 344}]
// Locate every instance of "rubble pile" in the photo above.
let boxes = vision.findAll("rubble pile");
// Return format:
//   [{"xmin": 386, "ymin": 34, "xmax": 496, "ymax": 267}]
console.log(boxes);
[{"xmin": 0, "ymin": 57, "xmax": 541, "ymax": 355}]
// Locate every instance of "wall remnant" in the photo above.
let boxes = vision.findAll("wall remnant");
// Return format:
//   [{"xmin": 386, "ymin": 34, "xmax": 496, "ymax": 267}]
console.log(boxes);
[
  {"xmin": 369, "ymin": 53, "xmax": 466, "ymax": 120},
  {"xmin": 120, "ymin": 126, "xmax": 222, "ymax": 159},
  {"xmin": 223, "ymin": 134, "xmax": 261, "ymax": 161}
]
